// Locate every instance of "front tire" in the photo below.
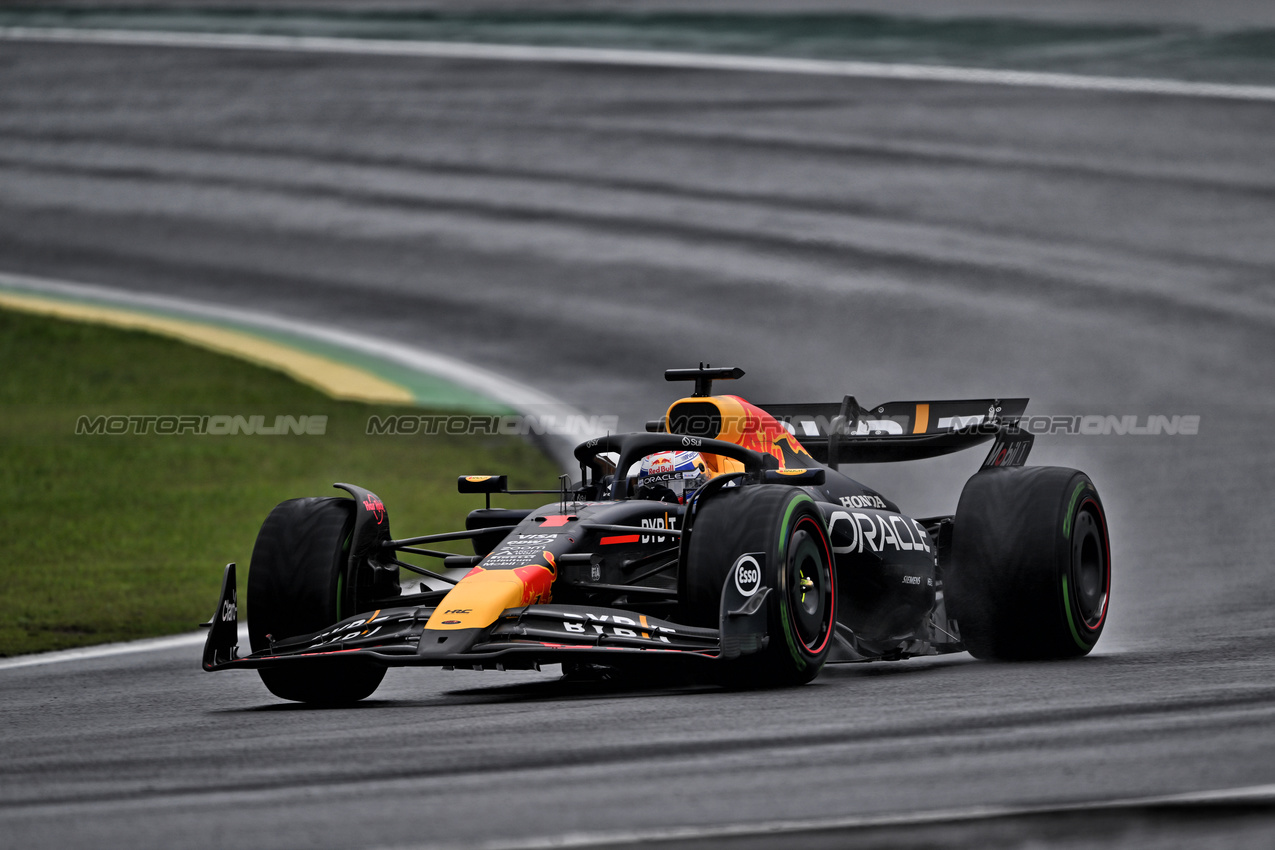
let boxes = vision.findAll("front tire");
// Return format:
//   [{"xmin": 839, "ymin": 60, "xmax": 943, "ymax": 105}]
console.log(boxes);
[
  {"xmin": 247, "ymin": 497, "xmax": 386, "ymax": 703},
  {"xmin": 946, "ymin": 467, "xmax": 1111, "ymax": 660},
  {"xmin": 682, "ymin": 486, "xmax": 836, "ymax": 687}
]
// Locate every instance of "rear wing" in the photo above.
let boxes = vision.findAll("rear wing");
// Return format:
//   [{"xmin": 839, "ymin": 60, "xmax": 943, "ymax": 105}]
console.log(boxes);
[{"xmin": 758, "ymin": 397, "xmax": 1031, "ymax": 467}]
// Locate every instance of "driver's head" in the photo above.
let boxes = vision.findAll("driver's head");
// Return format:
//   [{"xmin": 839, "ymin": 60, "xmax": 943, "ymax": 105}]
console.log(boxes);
[{"xmin": 635, "ymin": 451, "xmax": 708, "ymax": 503}]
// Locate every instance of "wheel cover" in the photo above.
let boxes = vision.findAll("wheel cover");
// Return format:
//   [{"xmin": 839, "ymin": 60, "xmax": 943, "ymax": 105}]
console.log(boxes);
[
  {"xmin": 786, "ymin": 516, "xmax": 834, "ymax": 653},
  {"xmin": 1070, "ymin": 501, "xmax": 1109, "ymax": 630}
]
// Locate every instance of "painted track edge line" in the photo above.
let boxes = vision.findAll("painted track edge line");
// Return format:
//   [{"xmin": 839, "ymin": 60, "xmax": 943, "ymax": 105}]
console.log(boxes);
[
  {"xmin": 380, "ymin": 784, "xmax": 1275, "ymax": 850},
  {"xmin": 0, "ymin": 626, "xmax": 250, "ymax": 671},
  {"xmin": 2, "ymin": 26, "xmax": 1275, "ymax": 102}
]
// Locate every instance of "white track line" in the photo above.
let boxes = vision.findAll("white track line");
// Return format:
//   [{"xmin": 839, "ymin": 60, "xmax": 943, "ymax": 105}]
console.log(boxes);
[
  {"xmin": 387, "ymin": 784, "xmax": 1275, "ymax": 850},
  {"xmin": 0, "ymin": 626, "xmax": 249, "ymax": 671},
  {"xmin": 3, "ymin": 26, "xmax": 1275, "ymax": 103}
]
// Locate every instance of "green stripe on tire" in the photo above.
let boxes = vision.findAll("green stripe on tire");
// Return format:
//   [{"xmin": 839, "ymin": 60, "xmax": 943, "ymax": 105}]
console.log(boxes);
[
  {"xmin": 779, "ymin": 493, "xmax": 813, "ymax": 544},
  {"xmin": 1062, "ymin": 482, "xmax": 1087, "ymax": 538},
  {"xmin": 778, "ymin": 494, "xmax": 816, "ymax": 668},
  {"xmin": 1061, "ymin": 574, "xmax": 1094, "ymax": 651}
]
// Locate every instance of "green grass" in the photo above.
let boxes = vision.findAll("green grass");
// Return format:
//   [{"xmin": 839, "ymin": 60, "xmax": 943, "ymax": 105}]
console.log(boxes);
[{"xmin": 0, "ymin": 308, "xmax": 560, "ymax": 656}]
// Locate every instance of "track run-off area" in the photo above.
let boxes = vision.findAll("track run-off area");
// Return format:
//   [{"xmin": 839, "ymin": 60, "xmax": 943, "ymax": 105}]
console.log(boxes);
[{"xmin": 2, "ymin": 4, "xmax": 1274, "ymax": 847}]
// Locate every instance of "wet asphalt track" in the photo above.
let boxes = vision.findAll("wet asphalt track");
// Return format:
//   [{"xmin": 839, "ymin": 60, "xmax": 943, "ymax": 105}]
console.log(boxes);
[{"xmin": 2, "ymin": 12, "xmax": 1275, "ymax": 848}]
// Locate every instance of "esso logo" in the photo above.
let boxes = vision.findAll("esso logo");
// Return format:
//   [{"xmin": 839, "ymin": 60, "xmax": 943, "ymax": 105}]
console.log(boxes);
[
  {"xmin": 734, "ymin": 555, "xmax": 761, "ymax": 597},
  {"xmin": 681, "ymin": 436, "xmax": 702, "ymax": 448}
]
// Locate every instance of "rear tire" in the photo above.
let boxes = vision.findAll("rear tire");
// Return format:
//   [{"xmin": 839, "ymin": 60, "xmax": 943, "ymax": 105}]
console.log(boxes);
[
  {"xmin": 947, "ymin": 467, "xmax": 1110, "ymax": 660},
  {"xmin": 247, "ymin": 497, "xmax": 386, "ymax": 703},
  {"xmin": 682, "ymin": 486, "xmax": 835, "ymax": 687}
]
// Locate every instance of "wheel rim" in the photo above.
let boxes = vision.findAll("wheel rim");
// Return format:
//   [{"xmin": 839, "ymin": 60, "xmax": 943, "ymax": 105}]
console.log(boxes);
[
  {"xmin": 787, "ymin": 516, "xmax": 833, "ymax": 653},
  {"xmin": 1070, "ymin": 502, "xmax": 1109, "ymax": 630}
]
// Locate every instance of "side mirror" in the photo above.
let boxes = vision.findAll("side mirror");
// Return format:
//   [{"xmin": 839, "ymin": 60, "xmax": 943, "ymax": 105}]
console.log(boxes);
[
  {"xmin": 457, "ymin": 475, "xmax": 508, "ymax": 494},
  {"xmin": 760, "ymin": 467, "xmax": 826, "ymax": 486}
]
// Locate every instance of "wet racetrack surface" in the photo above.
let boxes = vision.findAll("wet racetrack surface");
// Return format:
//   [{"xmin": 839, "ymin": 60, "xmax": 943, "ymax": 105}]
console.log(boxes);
[{"xmin": 2, "ymin": 9, "xmax": 1274, "ymax": 846}]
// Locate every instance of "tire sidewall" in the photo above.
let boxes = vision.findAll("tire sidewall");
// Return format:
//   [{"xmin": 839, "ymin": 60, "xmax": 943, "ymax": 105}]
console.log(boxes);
[
  {"xmin": 1056, "ymin": 477, "xmax": 1110, "ymax": 653},
  {"xmin": 769, "ymin": 494, "xmax": 836, "ymax": 675},
  {"xmin": 684, "ymin": 485, "xmax": 835, "ymax": 685},
  {"xmin": 948, "ymin": 467, "xmax": 1111, "ymax": 660}
]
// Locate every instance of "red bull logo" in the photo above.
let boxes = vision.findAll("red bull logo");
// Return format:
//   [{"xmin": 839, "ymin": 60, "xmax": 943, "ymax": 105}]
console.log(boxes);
[
  {"xmin": 362, "ymin": 494, "xmax": 385, "ymax": 525},
  {"xmin": 513, "ymin": 564, "xmax": 554, "ymax": 605}
]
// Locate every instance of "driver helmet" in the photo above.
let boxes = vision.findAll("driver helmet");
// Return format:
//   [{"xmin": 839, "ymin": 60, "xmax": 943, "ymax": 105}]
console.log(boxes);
[{"xmin": 635, "ymin": 450, "xmax": 708, "ymax": 503}]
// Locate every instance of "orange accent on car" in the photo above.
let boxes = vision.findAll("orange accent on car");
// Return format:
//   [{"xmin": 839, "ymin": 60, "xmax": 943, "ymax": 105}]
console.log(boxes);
[
  {"xmin": 424, "ymin": 564, "xmax": 553, "ymax": 630},
  {"xmin": 914, "ymin": 404, "xmax": 930, "ymax": 434},
  {"xmin": 664, "ymin": 394, "xmax": 816, "ymax": 471}
]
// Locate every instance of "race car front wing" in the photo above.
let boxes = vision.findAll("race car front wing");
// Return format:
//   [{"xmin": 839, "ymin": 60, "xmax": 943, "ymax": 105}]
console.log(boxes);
[{"xmin": 202, "ymin": 558, "xmax": 769, "ymax": 673}]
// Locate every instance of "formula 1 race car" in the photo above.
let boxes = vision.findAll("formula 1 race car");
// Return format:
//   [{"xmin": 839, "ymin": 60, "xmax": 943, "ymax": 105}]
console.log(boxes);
[{"xmin": 202, "ymin": 366, "xmax": 1111, "ymax": 702}]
